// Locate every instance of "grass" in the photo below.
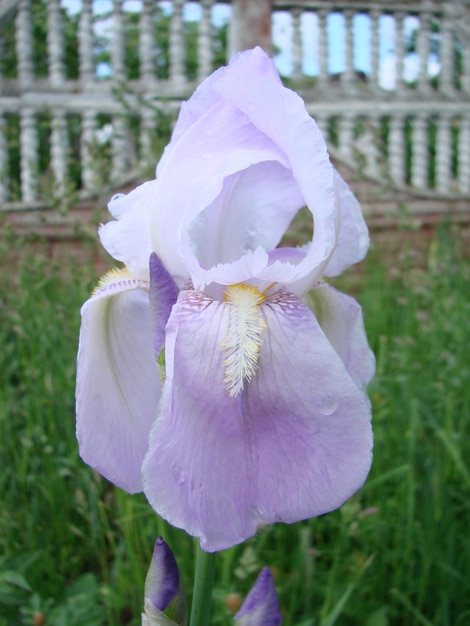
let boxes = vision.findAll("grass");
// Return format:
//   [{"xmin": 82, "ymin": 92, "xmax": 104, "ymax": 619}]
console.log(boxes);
[{"xmin": 0, "ymin": 222, "xmax": 469, "ymax": 626}]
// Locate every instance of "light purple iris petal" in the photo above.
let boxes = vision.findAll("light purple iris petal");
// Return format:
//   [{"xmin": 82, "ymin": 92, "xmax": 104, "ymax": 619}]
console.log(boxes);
[
  {"xmin": 234, "ymin": 568, "xmax": 282, "ymax": 626},
  {"xmin": 188, "ymin": 161, "xmax": 304, "ymax": 272},
  {"xmin": 309, "ymin": 283, "xmax": 375, "ymax": 389},
  {"xmin": 149, "ymin": 253, "xmax": 179, "ymax": 357},
  {"xmin": 323, "ymin": 171, "xmax": 370, "ymax": 277},
  {"xmin": 152, "ymin": 101, "xmax": 288, "ymax": 287},
  {"xmin": 264, "ymin": 247, "xmax": 324, "ymax": 296},
  {"xmin": 144, "ymin": 537, "xmax": 180, "ymax": 613},
  {"xmin": 201, "ymin": 247, "xmax": 270, "ymax": 296},
  {"xmin": 162, "ymin": 47, "xmax": 282, "ymax": 165},
  {"xmin": 76, "ymin": 280, "xmax": 159, "ymax": 493},
  {"xmin": 99, "ymin": 180, "xmax": 157, "ymax": 280},
  {"xmin": 142, "ymin": 289, "xmax": 373, "ymax": 552},
  {"xmin": 213, "ymin": 71, "xmax": 337, "ymax": 292},
  {"xmin": 152, "ymin": 48, "xmax": 342, "ymax": 294},
  {"xmin": 226, "ymin": 47, "xmax": 283, "ymax": 84},
  {"xmin": 267, "ymin": 247, "xmax": 306, "ymax": 265}
]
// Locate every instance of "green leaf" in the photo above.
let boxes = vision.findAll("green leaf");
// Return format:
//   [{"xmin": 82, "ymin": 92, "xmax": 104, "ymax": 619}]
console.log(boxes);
[
  {"xmin": 366, "ymin": 607, "xmax": 389, "ymax": 626},
  {"xmin": 0, "ymin": 569, "xmax": 32, "ymax": 606},
  {"xmin": 0, "ymin": 570, "xmax": 32, "ymax": 591}
]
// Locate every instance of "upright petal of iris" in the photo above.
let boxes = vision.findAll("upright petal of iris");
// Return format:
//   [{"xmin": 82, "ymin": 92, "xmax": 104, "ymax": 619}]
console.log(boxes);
[{"xmin": 150, "ymin": 48, "xmax": 338, "ymax": 295}]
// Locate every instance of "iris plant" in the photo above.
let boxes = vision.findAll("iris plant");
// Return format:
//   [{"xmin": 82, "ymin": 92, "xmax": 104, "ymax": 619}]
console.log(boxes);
[
  {"xmin": 142, "ymin": 537, "xmax": 281, "ymax": 626},
  {"xmin": 76, "ymin": 47, "xmax": 374, "ymax": 555}
]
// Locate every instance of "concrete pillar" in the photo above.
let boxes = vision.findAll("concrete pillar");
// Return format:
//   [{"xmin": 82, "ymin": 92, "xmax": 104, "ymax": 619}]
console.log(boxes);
[
  {"xmin": 16, "ymin": 0, "xmax": 34, "ymax": 89},
  {"xmin": 47, "ymin": 0, "xmax": 66, "ymax": 86},
  {"xmin": 411, "ymin": 115, "xmax": 429, "ymax": 189},
  {"xmin": 20, "ymin": 107, "xmax": 38, "ymax": 202},
  {"xmin": 169, "ymin": 0, "xmax": 185, "ymax": 86},
  {"xmin": 198, "ymin": 0, "xmax": 214, "ymax": 81},
  {"xmin": 50, "ymin": 109, "xmax": 68, "ymax": 195}
]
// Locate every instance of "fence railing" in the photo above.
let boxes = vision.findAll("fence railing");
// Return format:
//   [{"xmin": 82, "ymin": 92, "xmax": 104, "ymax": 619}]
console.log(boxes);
[{"xmin": 0, "ymin": 0, "xmax": 469, "ymax": 209}]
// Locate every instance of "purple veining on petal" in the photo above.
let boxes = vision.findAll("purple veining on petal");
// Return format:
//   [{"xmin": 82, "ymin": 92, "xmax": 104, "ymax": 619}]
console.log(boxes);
[
  {"xmin": 149, "ymin": 253, "xmax": 179, "ymax": 358},
  {"xmin": 142, "ymin": 288, "xmax": 373, "ymax": 552}
]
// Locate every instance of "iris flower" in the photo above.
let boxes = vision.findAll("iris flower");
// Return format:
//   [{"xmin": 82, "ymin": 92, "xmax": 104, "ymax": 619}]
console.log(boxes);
[{"xmin": 76, "ymin": 47, "xmax": 374, "ymax": 552}]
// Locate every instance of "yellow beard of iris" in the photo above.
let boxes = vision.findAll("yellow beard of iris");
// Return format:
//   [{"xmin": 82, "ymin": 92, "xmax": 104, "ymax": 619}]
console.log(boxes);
[
  {"xmin": 222, "ymin": 283, "xmax": 268, "ymax": 398},
  {"xmin": 92, "ymin": 267, "xmax": 137, "ymax": 295}
]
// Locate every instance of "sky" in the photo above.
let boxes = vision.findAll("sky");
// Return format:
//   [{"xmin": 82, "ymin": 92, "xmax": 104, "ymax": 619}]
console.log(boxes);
[{"xmin": 61, "ymin": 0, "xmax": 441, "ymax": 90}]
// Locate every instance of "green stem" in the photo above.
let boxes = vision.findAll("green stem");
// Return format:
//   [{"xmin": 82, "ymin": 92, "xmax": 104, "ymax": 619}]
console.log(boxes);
[{"xmin": 189, "ymin": 543, "xmax": 216, "ymax": 626}]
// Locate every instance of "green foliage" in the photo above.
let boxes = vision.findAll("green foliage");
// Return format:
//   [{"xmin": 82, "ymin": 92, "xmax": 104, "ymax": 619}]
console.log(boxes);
[
  {"xmin": 0, "ymin": 223, "xmax": 469, "ymax": 625},
  {"xmin": 30, "ymin": 0, "xmax": 48, "ymax": 78},
  {"xmin": 185, "ymin": 20, "xmax": 199, "ymax": 81},
  {"xmin": 3, "ymin": 114, "xmax": 21, "ymax": 201},
  {"xmin": 0, "ymin": 16, "xmax": 17, "ymax": 78},
  {"xmin": 63, "ymin": 11, "xmax": 80, "ymax": 80}
]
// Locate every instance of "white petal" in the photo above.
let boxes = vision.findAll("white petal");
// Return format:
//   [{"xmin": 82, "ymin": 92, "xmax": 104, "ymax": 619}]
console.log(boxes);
[
  {"xmin": 188, "ymin": 161, "xmax": 304, "ymax": 273},
  {"xmin": 76, "ymin": 273, "xmax": 160, "ymax": 493},
  {"xmin": 99, "ymin": 180, "xmax": 158, "ymax": 280},
  {"xmin": 309, "ymin": 283, "xmax": 375, "ymax": 388},
  {"xmin": 324, "ymin": 171, "xmax": 370, "ymax": 277}
]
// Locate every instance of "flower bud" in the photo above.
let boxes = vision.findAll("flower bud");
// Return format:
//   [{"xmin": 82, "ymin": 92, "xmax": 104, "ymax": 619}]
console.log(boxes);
[
  {"xmin": 142, "ymin": 537, "xmax": 186, "ymax": 626},
  {"xmin": 234, "ymin": 568, "xmax": 282, "ymax": 626}
]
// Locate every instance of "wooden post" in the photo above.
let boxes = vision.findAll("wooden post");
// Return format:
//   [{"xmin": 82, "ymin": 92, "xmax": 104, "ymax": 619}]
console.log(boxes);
[{"xmin": 228, "ymin": 0, "xmax": 272, "ymax": 56}]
